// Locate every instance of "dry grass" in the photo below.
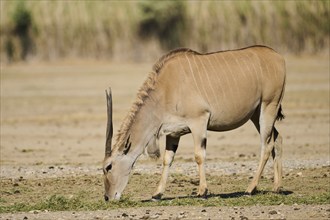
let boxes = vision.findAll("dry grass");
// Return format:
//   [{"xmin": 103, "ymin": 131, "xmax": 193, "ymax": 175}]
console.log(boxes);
[{"xmin": 1, "ymin": 1, "xmax": 329, "ymax": 62}]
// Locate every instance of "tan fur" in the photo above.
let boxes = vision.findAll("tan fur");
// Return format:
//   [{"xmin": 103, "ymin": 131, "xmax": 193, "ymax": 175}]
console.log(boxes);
[{"xmin": 105, "ymin": 45, "xmax": 286, "ymax": 201}]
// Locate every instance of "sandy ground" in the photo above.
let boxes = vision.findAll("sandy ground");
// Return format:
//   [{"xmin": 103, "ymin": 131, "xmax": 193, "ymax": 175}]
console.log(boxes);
[
  {"xmin": 0, "ymin": 55, "xmax": 329, "ymax": 219},
  {"xmin": 1, "ymin": 205, "xmax": 330, "ymax": 220}
]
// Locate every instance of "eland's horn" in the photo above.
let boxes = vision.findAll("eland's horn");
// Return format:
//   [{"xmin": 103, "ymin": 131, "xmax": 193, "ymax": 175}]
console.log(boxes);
[{"xmin": 105, "ymin": 88, "xmax": 113, "ymax": 156}]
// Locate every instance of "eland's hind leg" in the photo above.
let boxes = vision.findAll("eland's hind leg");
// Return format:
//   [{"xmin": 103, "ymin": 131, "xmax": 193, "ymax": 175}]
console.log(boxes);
[
  {"xmin": 189, "ymin": 112, "xmax": 210, "ymax": 198},
  {"xmin": 272, "ymin": 128, "xmax": 283, "ymax": 193},
  {"xmin": 246, "ymin": 103, "xmax": 279, "ymax": 194},
  {"xmin": 152, "ymin": 135, "xmax": 180, "ymax": 200}
]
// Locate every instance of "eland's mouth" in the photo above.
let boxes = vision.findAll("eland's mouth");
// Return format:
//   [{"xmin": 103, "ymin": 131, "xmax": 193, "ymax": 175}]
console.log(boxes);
[{"xmin": 114, "ymin": 192, "xmax": 121, "ymax": 200}]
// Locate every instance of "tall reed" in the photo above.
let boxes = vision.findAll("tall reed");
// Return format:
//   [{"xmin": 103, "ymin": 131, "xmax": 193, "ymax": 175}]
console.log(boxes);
[{"xmin": 1, "ymin": 0, "xmax": 328, "ymax": 62}]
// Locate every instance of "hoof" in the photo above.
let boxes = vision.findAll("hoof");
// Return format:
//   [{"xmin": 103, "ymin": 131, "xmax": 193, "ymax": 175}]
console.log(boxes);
[
  {"xmin": 245, "ymin": 186, "xmax": 257, "ymax": 195},
  {"xmin": 151, "ymin": 193, "xmax": 162, "ymax": 201},
  {"xmin": 272, "ymin": 186, "xmax": 283, "ymax": 194},
  {"xmin": 197, "ymin": 188, "xmax": 208, "ymax": 199}
]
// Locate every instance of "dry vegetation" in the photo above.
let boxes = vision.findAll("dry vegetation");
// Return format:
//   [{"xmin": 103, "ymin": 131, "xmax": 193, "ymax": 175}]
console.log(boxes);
[{"xmin": 1, "ymin": 1, "xmax": 329, "ymax": 62}]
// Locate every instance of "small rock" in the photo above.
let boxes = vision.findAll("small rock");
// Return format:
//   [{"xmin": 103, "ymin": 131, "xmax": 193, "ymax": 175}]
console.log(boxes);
[
  {"xmin": 296, "ymin": 172, "xmax": 303, "ymax": 177},
  {"xmin": 13, "ymin": 183, "xmax": 19, "ymax": 187},
  {"xmin": 14, "ymin": 190, "xmax": 20, "ymax": 194},
  {"xmin": 23, "ymin": 217, "xmax": 28, "ymax": 220},
  {"xmin": 201, "ymin": 209, "xmax": 206, "ymax": 212},
  {"xmin": 122, "ymin": 213, "xmax": 129, "ymax": 217},
  {"xmin": 293, "ymin": 207, "xmax": 300, "ymax": 210},
  {"xmin": 240, "ymin": 216, "xmax": 249, "ymax": 220},
  {"xmin": 269, "ymin": 210, "xmax": 277, "ymax": 215},
  {"xmin": 48, "ymin": 166, "xmax": 55, "ymax": 169}
]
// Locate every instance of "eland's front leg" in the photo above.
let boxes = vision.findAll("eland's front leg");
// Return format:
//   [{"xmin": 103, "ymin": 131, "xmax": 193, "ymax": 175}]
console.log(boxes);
[{"xmin": 152, "ymin": 136, "xmax": 180, "ymax": 200}]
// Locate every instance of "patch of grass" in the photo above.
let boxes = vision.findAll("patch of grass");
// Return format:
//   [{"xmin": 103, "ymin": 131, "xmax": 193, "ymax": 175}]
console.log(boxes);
[
  {"xmin": 0, "ymin": 167, "xmax": 329, "ymax": 213},
  {"xmin": 1, "ymin": 191, "xmax": 329, "ymax": 213}
]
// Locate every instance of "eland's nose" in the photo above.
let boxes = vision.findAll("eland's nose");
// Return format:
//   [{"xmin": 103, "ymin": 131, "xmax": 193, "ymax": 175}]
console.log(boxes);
[{"xmin": 104, "ymin": 195, "xmax": 109, "ymax": 202}]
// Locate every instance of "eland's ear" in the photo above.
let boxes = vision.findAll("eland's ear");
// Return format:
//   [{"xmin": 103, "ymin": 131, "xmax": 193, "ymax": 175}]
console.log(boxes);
[
  {"xmin": 105, "ymin": 88, "xmax": 113, "ymax": 157},
  {"xmin": 103, "ymin": 157, "xmax": 112, "ymax": 173},
  {"xmin": 105, "ymin": 163, "xmax": 112, "ymax": 172},
  {"xmin": 123, "ymin": 135, "xmax": 131, "ymax": 155}
]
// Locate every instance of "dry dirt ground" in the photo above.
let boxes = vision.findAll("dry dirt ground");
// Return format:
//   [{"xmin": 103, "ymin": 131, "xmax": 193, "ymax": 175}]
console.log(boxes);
[{"xmin": 0, "ymin": 55, "xmax": 329, "ymax": 219}]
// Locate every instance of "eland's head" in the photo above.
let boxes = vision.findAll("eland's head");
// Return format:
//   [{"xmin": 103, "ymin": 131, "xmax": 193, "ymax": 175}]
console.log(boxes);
[{"xmin": 102, "ymin": 88, "xmax": 134, "ymax": 201}]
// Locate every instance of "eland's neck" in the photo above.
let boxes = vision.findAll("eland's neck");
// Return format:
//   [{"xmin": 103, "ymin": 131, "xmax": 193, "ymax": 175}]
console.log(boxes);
[{"xmin": 129, "ymin": 100, "xmax": 162, "ymax": 156}]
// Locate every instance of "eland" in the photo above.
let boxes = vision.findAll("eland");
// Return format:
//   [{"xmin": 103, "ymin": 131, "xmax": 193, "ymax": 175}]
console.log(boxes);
[{"xmin": 103, "ymin": 45, "xmax": 286, "ymax": 201}]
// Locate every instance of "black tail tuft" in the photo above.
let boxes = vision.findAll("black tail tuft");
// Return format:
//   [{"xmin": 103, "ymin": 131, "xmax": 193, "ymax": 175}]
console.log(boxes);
[{"xmin": 277, "ymin": 105, "xmax": 285, "ymax": 121}]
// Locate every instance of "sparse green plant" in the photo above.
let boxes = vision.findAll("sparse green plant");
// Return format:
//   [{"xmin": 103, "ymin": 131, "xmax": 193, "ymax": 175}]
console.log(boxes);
[
  {"xmin": 11, "ymin": 0, "xmax": 33, "ymax": 60},
  {"xmin": 0, "ymin": 167, "xmax": 329, "ymax": 213}
]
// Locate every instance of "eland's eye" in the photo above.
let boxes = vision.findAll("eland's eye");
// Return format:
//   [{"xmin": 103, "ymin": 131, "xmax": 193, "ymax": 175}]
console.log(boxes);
[{"xmin": 105, "ymin": 163, "xmax": 112, "ymax": 172}]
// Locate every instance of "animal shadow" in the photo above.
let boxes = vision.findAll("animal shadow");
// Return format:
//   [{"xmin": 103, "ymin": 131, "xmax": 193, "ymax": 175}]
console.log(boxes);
[
  {"xmin": 141, "ymin": 189, "xmax": 293, "ymax": 202},
  {"xmin": 216, "ymin": 189, "xmax": 293, "ymax": 199}
]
